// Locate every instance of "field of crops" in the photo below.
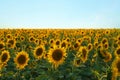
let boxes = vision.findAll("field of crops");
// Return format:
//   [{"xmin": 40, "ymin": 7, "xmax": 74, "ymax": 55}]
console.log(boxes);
[{"xmin": 0, "ymin": 29, "xmax": 120, "ymax": 80}]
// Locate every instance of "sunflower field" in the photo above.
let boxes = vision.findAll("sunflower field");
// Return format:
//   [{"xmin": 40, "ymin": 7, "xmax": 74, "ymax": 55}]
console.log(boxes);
[{"xmin": 0, "ymin": 29, "xmax": 120, "ymax": 80}]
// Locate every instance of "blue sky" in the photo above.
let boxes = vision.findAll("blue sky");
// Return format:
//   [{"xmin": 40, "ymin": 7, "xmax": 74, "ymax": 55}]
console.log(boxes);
[{"xmin": 0, "ymin": 0, "xmax": 120, "ymax": 28}]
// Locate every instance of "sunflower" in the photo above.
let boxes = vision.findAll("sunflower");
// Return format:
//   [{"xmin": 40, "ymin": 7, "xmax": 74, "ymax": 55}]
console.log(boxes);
[
  {"xmin": 0, "ymin": 37, "xmax": 4, "ymax": 42},
  {"xmin": 65, "ymin": 37, "xmax": 70, "ymax": 43},
  {"xmin": 103, "ymin": 42, "xmax": 109, "ymax": 50},
  {"xmin": 0, "ymin": 50, "xmax": 10, "ymax": 64},
  {"xmin": 79, "ymin": 46, "xmax": 88, "ymax": 63},
  {"xmin": 93, "ymin": 41, "xmax": 99, "ymax": 49},
  {"xmin": 14, "ymin": 51, "xmax": 29, "ymax": 70},
  {"xmin": 114, "ymin": 47, "xmax": 120, "ymax": 57},
  {"xmin": 47, "ymin": 45, "xmax": 67, "ymax": 69},
  {"xmin": 7, "ymin": 39, "xmax": 16, "ymax": 48},
  {"xmin": 55, "ymin": 39, "xmax": 61, "ymax": 47},
  {"xmin": 6, "ymin": 34, "xmax": 12, "ymax": 39},
  {"xmin": 117, "ymin": 35, "xmax": 120, "ymax": 41},
  {"xmin": 101, "ymin": 38, "xmax": 108, "ymax": 44},
  {"xmin": 73, "ymin": 42, "xmax": 80, "ymax": 50},
  {"xmin": 61, "ymin": 40, "xmax": 68, "ymax": 49},
  {"xmin": 33, "ymin": 45, "xmax": 45, "ymax": 59},
  {"xmin": 105, "ymin": 30, "xmax": 110, "ymax": 35},
  {"xmin": 49, "ymin": 39, "xmax": 54, "ymax": 44},
  {"xmin": 0, "ymin": 42, "xmax": 4, "ymax": 50},
  {"xmin": 76, "ymin": 38, "xmax": 83, "ymax": 44},
  {"xmin": 43, "ymin": 53, "xmax": 48, "ymax": 60},
  {"xmin": 111, "ymin": 67, "xmax": 118, "ymax": 80},
  {"xmin": 73, "ymin": 58, "xmax": 82, "ymax": 67},
  {"xmin": 20, "ymin": 36, "xmax": 25, "ymax": 41},
  {"xmin": 29, "ymin": 36, "xmax": 35, "ymax": 42},
  {"xmin": 112, "ymin": 57, "xmax": 120, "ymax": 77},
  {"xmin": 87, "ymin": 43, "xmax": 93, "ymax": 51},
  {"xmin": 34, "ymin": 39, "xmax": 40, "ymax": 45},
  {"xmin": 103, "ymin": 52, "xmax": 112, "ymax": 62}
]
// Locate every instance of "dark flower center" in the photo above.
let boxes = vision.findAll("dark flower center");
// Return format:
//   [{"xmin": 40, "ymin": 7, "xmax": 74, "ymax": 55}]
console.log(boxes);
[
  {"xmin": 1, "ymin": 53, "xmax": 8, "ymax": 62},
  {"xmin": 36, "ymin": 48, "xmax": 43, "ymax": 56},
  {"xmin": 117, "ymin": 61, "xmax": 120, "ymax": 72},
  {"xmin": 52, "ymin": 49, "xmax": 63, "ymax": 61},
  {"xmin": 117, "ymin": 48, "xmax": 120, "ymax": 55},
  {"xmin": 0, "ymin": 44, "xmax": 4, "ymax": 49},
  {"xmin": 17, "ymin": 55, "xmax": 26, "ymax": 64}
]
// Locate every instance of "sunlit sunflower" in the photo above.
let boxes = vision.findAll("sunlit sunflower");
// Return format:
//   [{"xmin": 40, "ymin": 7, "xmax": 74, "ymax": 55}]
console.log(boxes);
[
  {"xmin": 0, "ymin": 42, "xmax": 4, "ymax": 50},
  {"xmin": 7, "ymin": 39, "xmax": 16, "ymax": 48},
  {"xmin": 34, "ymin": 39, "xmax": 40, "ymax": 45},
  {"xmin": 61, "ymin": 40, "xmax": 68, "ymax": 49},
  {"xmin": 111, "ymin": 67, "xmax": 118, "ymax": 80},
  {"xmin": 117, "ymin": 35, "xmax": 120, "ymax": 41},
  {"xmin": 0, "ymin": 50, "xmax": 10, "ymax": 64},
  {"xmin": 103, "ymin": 43, "xmax": 109, "ymax": 50},
  {"xmin": 47, "ymin": 45, "xmax": 67, "ymax": 69},
  {"xmin": 29, "ymin": 36, "xmax": 35, "ymax": 42},
  {"xmin": 101, "ymin": 38, "xmax": 108, "ymax": 44},
  {"xmin": 14, "ymin": 51, "xmax": 29, "ymax": 70},
  {"xmin": 104, "ymin": 30, "xmax": 110, "ymax": 35},
  {"xmin": 103, "ymin": 52, "xmax": 112, "ymax": 62},
  {"xmin": 112, "ymin": 57, "xmax": 120, "ymax": 76},
  {"xmin": 43, "ymin": 53, "xmax": 48, "ymax": 60},
  {"xmin": 76, "ymin": 38, "xmax": 83, "ymax": 44},
  {"xmin": 20, "ymin": 36, "xmax": 25, "ymax": 41},
  {"xmin": 54, "ymin": 39, "xmax": 61, "ymax": 47},
  {"xmin": 114, "ymin": 47, "xmax": 120, "ymax": 57},
  {"xmin": 65, "ymin": 37, "xmax": 70, "ymax": 43},
  {"xmin": 0, "ymin": 37, "xmax": 4, "ymax": 42},
  {"xmin": 117, "ymin": 41, "xmax": 120, "ymax": 46},
  {"xmin": 73, "ymin": 58, "xmax": 82, "ymax": 67},
  {"xmin": 49, "ymin": 39, "xmax": 54, "ymax": 44},
  {"xmin": 33, "ymin": 45, "xmax": 45, "ymax": 59},
  {"xmin": 73, "ymin": 42, "xmax": 80, "ymax": 50},
  {"xmin": 6, "ymin": 34, "xmax": 13, "ymax": 40},
  {"xmin": 93, "ymin": 41, "xmax": 99, "ymax": 49},
  {"xmin": 87, "ymin": 43, "xmax": 93, "ymax": 51},
  {"xmin": 79, "ymin": 46, "xmax": 88, "ymax": 63}
]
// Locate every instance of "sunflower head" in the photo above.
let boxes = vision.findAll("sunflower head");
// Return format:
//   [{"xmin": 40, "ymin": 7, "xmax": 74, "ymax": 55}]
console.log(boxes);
[
  {"xmin": 79, "ymin": 46, "xmax": 88, "ymax": 63},
  {"xmin": 65, "ymin": 38, "xmax": 70, "ymax": 42},
  {"xmin": 94, "ymin": 41, "xmax": 99, "ymax": 49},
  {"xmin": 111, "ymin": 67, "xmax": 118, "ymax": 80},
  {"xmin": 49, "ymin": 39, "xmax": 54, "ymax": 44},
  {"xmin": 74, "ymin": 42, "xmax": 80, "ymax": 50},
  {"xmin": 33, "ymin": 45, "xmax": 45, "ymax": 59},
  {"xmin": 14, "ymin": 51, "xmax": 29, "ymax": 70},
  {"xmin": 87, "ymin": 43, "xmax": 93, "ymax": 51},
  {"xmin": 29, "ymin": 36, "xmax": 35, "ymax": 42},
  {"xmin": 20, "ymin": 36, "xmax": 25, "ymax": 41},
  {"xmin": 6, "ymin": 34, "xmax": 12, "ymax": 39},
  {"xmin": 77, "ymin": 38, "xmax": 83, "ymax": 44},
  {"xmin": 0, "ymin": 50, "xmax": 10, "ymax": 64},
  {"xmin": 114, "ymin": 47, "xmax": 120, "ymax": 57},
  {"xmin": 48, "ymin": 47, "xmax": 66, "ymax": 69},
  {"xmin": 103, "ymin": 43, "xmax": 109, "ymax": 50},
  {"xmin": 102, "ymin": 38, "xmax": 108, "ymax": 44},
  {"xmin": 34, "ymin": 39, "xmax": 39, "ymax": 45},
  {"xmin": 73, "ymin": 58, "xmax": 82, "ymax": 67},
  {"xmin": 0, "ymin": 42, "xmax": 4, "ymax": 50},
  {"xmin": 112, "ymin": 57, "xmax": 120, "ymax": 76},
  {"xmin": 61, "ymin": 40, "xmax": 68, "ymax": 49},
  {"xmin": 103, "ymin": 52, "xmax": 112, "ymax": 62},
  {"xmin": 117, "ymin": 35, "xmax": 120, "ymax": 41},
  {"xmin": 55, "ymin": 39, "xmax": 61, "ymax": 46},
  {"xmin": 7, "ymin": 39, "xmax": 16, "ymax": 48}
]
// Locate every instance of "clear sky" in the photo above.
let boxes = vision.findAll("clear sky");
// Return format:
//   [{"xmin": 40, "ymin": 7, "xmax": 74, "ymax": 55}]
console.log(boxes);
[{"xmin": 0, "ymin": 0, "xmax": 120, "ymax": 29}]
